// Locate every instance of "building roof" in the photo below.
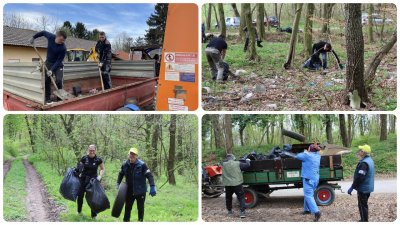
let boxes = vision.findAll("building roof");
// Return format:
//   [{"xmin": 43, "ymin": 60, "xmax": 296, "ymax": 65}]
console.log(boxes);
[
  {"xmin": 3, "ymin": 26, "xmax": 97, "ymax": 50},
  {"xmin": 115, "ymin": 50, "xmax": 130, "ymax": 60}
]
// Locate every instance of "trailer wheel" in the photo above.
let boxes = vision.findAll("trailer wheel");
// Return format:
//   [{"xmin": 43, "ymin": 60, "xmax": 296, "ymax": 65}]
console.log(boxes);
[
  {"xmin": 315, "ymin": 185, "xmax": 335, "ymax": 206},
  {"xmin": 243, "ymin": 187, "xmax": 258, "ymax": 208}
]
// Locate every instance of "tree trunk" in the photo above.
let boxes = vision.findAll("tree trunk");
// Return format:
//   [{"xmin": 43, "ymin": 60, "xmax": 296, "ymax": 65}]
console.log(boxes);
[
  {"xmin": 278, "ymin": 4, "xmax": 283, "ymax": 28},
  {"xmin": 217, "ymin": 3, "xmax": 226, "ymax": 37},
  {"xmin": 256, "ymin": 4, "xmax": 266, "ymax": 40},
  {"xmin": 325, "ymin": 115, "xmax": 333, "ymax": 144},
  {"xmin": 213, "ymin": 4, "xmax": 219, "ymax": 29},
  {"xmin": 347, "ymin": 114, "xmax": 354, "ymax": 145},
  {"xmin": 321, "ymin": 4, "xmax": 334, "ymax": 34},
  {"xmin": 304, "ymin": 3, "xmax": 315, "ymax": 56},
  {"xmin": 231, "ymin": 3, "xmax": 240, "ymax": 17},
  {"xmin": 345, "ymin": 4, "xmax": 368, "ymax": 104},
  {"xmin": 380, "ymin": 114, "xmax": 388, "ymax": 141},
  {"xmin": 389, "ymin": 115, "xmax": 396, "ymax": 134},
  {"xmin": 380, "ymin": 4, "xmax": 386, "ymax": 42},
  {"xmin": 206, "ymin": 3, "xmax": 212, "ymax": 31},
  {"xmin": 339, "ymin": 114, "xmax": 350, "ymax": 147},
  {"xmin": 359, "ymin": 115, "xmax": 365, "ymax": 136},
  {"xmin": 368, "ymin": 4, "xmax": 374, "ymax": 43},
  {"xmin": 239, "ymin": 127, "xmax": 245, "ymax": 146},
  {"xmin": 223, "ymin": 115, "xmax": 234, "ymax": 154},
  {"xmin": 167, "ymin": 115, "xmax": 176, "ymax": 185},
  {"xmin": 239, "ymin": 4, "xmax": 246, "ymax": 40},
  {"xmin": 274, "ymin": 3, "xmax": 278, "ymax": 18},
  {"xmin": 283, "ymin": 3, "xmax": 303, "ymax": 69},
  {"xmin": 24, "ymin": 115, "xmax": 36, "ymax": 153},
  {"xmin": 211, "ymin": 115, "xmax": 223, "ymax": 149},
  {"xmin": 365, "ymin": 32, "xmax": 397, "ymax": 88},
  {"xmin": 243, "ymin": 3, "xmax": 259, "ymax": 61},
  {"xmin": 151, "ymin": 115, "xmax": 161, "ymax": 176}
]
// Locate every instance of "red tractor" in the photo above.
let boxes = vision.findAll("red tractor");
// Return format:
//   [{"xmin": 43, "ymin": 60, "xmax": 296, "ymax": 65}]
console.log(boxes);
[{"xmin": 202, "ymin": 165, "xmax": 224, "ymax": 197}]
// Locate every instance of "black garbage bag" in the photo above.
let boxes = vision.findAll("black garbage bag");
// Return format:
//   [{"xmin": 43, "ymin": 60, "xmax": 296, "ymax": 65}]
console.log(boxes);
[
  {"xmin": 85, "ymin": 178, "xmax": 110, "ymax": 213},
  {"xmin": 59, "ymin": 168, "xmax": 81, "ymax": 201}
]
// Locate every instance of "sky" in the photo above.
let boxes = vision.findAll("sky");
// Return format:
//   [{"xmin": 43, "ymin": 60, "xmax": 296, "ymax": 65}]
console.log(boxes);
[{"xmin": 4, "ymin": 3, "xmax": 156, "ymax": 41}]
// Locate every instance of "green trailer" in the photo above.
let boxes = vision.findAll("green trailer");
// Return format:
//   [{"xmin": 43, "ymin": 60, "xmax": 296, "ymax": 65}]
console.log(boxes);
[{"xmin": 242, "ymin": 159, "xmax": 344, "ymax": 208}]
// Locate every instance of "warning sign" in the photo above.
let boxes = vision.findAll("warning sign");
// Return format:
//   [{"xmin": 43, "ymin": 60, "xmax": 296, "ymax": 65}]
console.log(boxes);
[
  {"xmin": 175, "ymin": 53, "xmax": 198, "ymax": 64},
  {"xmin": 180, "ymin": 73, "xmax": 195, "ymax": 83},
  {"xmin": 165, "ymin": 71, "xmax": 180, "ymax": 81},
  {"xmin": 168, "ymin": 98, "xmax": 184, "ymax": 105},
  {"xmin": 164, "ymin": 52, "xmax": 175, "ymax": 63},
  {"xmin": 169, "ymin": 104, "xmax": 188, "ymax": 111}
]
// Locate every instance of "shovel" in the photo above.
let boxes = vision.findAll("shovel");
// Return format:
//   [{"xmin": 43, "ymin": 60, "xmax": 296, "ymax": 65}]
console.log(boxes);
[
  {"xmin": 98, "ymin": 63, "xmax": 105, "ymax": 91},
  {"xmin": 32, "ymin": 43, "xmax": 73, "ymax": 101}
]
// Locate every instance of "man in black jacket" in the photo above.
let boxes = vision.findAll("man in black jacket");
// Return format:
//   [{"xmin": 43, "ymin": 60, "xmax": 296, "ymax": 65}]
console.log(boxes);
[
  {"xmin": 95, "ymin": 32, "xmax": 112, "ymax": 89},
  {"xmin": 304, "ymin": 41, "xmax": 343, "ymax": 70},
  {"xmin": 205, "ymin": 35, "xmax": 228, "ymax": 82},
  {"xmin": 117, "ymin": 148, "xmax": 156, "ymax": 222}
]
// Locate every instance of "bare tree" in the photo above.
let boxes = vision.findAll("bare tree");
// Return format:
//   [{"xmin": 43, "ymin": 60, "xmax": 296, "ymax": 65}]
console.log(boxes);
[
  {"xmin": 321, "ymin": 4, "xmax": 335, "ymax": 34},
  {"xmin": 284, "ymin": 3, "xmax": 303, "ymax": 69},
  {"xmin": 380, "ymin": 114, "xmax": 388, "ymax": 141},
  {"xmin": 368, "ymin": 4, "xmax": 374, "ymax": 43},
  {"xmin": 339, "ymin": 114, "xmax": 350, "ymax": 147},
  {"xmin": 217, "ymin": 3, "xmax": 226, "ymax": 37},
  {"xmin": 256, "ymin": 4, "xmax": 266, "ymax": 40},
  {"xmin": 243, "ymin": 3, "xmax": 259, "ymax": 60},
  {"xmin": 304, "ymin": 4, "xmax": 315, "ymax": 56},
  {"xmin": 168, "ymin": 115, "xmax": 177, "ymax": 185},
  {"xmin": 223, "ymin": 115, "xmax": 233, "ymax": 154},
  {"xmin": 231, "ymin": 4, "xmax": 240, "ymax": 17},
  {"xmin": 206, "ymin": 4, "xmax": 212, "ymax": 31}
]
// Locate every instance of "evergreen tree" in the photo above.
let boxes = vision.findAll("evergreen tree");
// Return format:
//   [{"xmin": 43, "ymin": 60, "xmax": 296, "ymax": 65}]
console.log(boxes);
[{"xmin": 145, "ymin": 3, "xmax": 168, "ymax": 45}]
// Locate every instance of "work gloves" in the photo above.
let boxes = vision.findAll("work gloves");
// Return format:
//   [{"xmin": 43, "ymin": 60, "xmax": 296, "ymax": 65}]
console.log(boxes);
[
  {"xmin": 347, "ymin": 187, "xmax": 354, "ymax": 195},
  {"xmin": 96, "ymin": 175, "xmax": 102, "ymax": 181},
  {"xmin": 98, "ymin": 63, "xmax": 103, "ymax": 68},
  {"xmin": 29, "ymin": 37, "xmax": 35, "ymax": 45},
  {"xmin": 47, "ymin": 70, "xmax": 53, "ymax": 77},
  {"xmin": 281, "ymin": 151, "xmax": 296, "ymax": 158},
  {"xmin": 149, "ymin": 185, "xmax": 156, "ymax": 197}
]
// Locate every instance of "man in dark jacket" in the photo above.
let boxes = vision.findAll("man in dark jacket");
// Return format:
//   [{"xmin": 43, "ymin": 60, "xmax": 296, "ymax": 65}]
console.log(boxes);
[
  {"xmin": 304, "ymin": 41, "xmax": 343, "ymax": 70},
  {"xmin": 117, "ymin": 147, "xmax": 156, "ymax": 222},
  {"xmin": 95, "ymin": 32, "xmax": 112, "ymax": 89},
  {"xmin": 205, "ymin": 35, "xmax": 228, "ymax": 82},
  {"xmin": 29, "ymin": 30, "xmax": 67, "ymax": 104},
  {"xmin": 222, "ymin": 154, "xmax": 250, "ymax": 218},
  {"xmin": 76, "ymin": 144, "xmax": 105, "ymax": 219},
  {"xmin": 347, "ymin": 145, "xmax": 375, "ymax": 222}
]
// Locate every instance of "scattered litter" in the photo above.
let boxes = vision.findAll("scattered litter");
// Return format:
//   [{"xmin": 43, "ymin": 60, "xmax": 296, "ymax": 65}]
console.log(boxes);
[
  {"xmin": 269, "ymin": 85, "xmax": 277, "ymax": 89},
  {"xmin": 266, "ymin": 103, "xmax": 278, "ymax": 109},
  {"xmin": 254, "ymin": 84, "xmax": 266, "ymax": 93},
  {"xmin": 249, "ymin": 72, "xmax": 258, "ymax": 79},
  {"xmin": 89, "ymin": 89, "xmax": 98, "ymax": 94},
  {"xmin": 331, "ymin": 78, "xmax": 345, "ymax": 83},
  {"xmin": 348, "ymin": 90, "xmax": 361, "ymax": 110},
  {"xmin": 239, "ymin": 92, "xmax": 253, "ymax": 103},
  {"xmin": 202, "ymin": 87, "xmax": 212, "ymax": 95},
  {"xmin": 308, "ymin": 82, "xmax": 316, "ymax": 87},
  {"xmin": 324, "ymin": 82, "xmax": 333, "ymax": 87},
  {"xmin": 234, "ymin": 69, "xmax": 247, "ymax": 76}
]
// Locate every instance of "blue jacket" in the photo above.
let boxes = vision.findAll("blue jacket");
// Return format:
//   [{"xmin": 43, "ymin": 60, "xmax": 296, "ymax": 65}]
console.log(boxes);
[
  {"xmin": 33, "ymin": 31, "xmax": 66, "ymax": 72},
  {"xmin": 117, "ymin": 159, "xmax": 155, "ymax": 195},
  {"xmin": 296, "ymin": 151, "xmax": 321, "ymax": 180},
  {"xmin": 354, "ymin": 155, "xmax": 375, "ymax": 193}
]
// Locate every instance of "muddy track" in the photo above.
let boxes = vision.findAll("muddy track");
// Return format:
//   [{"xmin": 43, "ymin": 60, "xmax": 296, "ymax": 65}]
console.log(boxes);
[
  {"xmin": 3, "ymin": 160, "xmax": 13, "ymax": 178},
  {"xmin": 202, "ymin": 193, "xmax": 397, "ymax": 222},
  {"xmin": 23, "ymin": 159, "xmax": 63, "ymax": 222}
]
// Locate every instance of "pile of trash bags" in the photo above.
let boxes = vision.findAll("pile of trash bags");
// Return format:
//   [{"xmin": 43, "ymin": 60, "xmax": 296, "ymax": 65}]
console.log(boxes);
[
  {"xmin": 59, "ymin": 168, "xmax": 110, "ymax": 213},
  {"xmin": 241, "ymin": 144, "xmax": 294, "ymax": 161}
]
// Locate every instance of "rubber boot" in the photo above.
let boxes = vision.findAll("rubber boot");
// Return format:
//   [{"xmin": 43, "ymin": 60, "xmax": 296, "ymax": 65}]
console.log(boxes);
[
  {"xmin": 257, "ymin": 40, "xmax": 263, "ymax": 48},
  {"xmin": 313, "ymin": 212, "xmax": 321, "ymax": 222}
]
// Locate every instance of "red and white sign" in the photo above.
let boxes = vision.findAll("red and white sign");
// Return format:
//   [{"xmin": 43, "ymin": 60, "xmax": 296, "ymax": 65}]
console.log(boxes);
[
  {"xmin": 175, "ymin": 52, "xmax": 198, "ymax": 64},
  {"xmin": 164, "ymin": 52, "xmax": 176, "ymax": 63}
]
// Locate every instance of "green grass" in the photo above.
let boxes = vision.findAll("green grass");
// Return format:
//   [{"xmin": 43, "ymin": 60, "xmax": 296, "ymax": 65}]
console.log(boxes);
[
  {"xmin": 3, "ymin": 159, "xmax": 28, "ymax": 221},
  {"xmin": 28, "ymin": 154, "xmax": 198, "ymax": 222},
  {"xmin": 342, "ymin": 133, "xmax": 397, "ymax": 178}
]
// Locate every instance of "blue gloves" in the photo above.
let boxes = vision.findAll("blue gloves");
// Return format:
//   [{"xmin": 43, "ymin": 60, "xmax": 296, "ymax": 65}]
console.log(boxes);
[
  {"xmin": 150, "ymin": 186, "xmax": 156, "ymax": 197},
  {"xmin": 347, "ymin": 187, "xmax": 354, "ymax": 195}
]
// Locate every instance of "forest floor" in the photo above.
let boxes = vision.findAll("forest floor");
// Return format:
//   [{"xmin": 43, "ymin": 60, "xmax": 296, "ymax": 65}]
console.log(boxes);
[
  {"xmin": 3, "ymin": 155, "xmax": 198, "ymax": 222},
  {"xmin": 202, "ymin": 178, "xmax": 397, "ymax": 222},
  {"xmin": 202, "ymin": 30, "xmax": 397, "ymax": 111}
]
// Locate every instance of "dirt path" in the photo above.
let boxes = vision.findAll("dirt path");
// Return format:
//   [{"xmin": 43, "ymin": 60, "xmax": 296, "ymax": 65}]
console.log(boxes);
[
  {"xmin": 3, "ymin": 159, "xmax": 13, "ymax": 178},
  {"xmin": 203, "ymin": 193, "xmax": 396, "ymax": 222},
  {"xmin": 23, "ymin": 158, "xmax": 62, "ymax": 221}
]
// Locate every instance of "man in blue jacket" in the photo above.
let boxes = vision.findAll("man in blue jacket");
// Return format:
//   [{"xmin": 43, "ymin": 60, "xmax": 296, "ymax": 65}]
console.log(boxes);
[
  {"xmin": 347, "ymin": 145, "xmax": 375, "ymax": 222},
  {"xmin": 284, "ymin": 143, "xmax": 322, "ymax": 221},
  {"xmin": 117, "ymin": 148, "xmax": 156, "ymax": 222},
  {"xmin": 29, "ymin": 30, "xmax": 67, "ymax": 104}
]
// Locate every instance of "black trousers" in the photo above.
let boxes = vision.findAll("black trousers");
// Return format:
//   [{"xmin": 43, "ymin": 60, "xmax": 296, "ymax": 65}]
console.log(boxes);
[
  {"xmin": 45, "ymin": 62, "xmax": 63, "ymax": 101},
  {"xmin": 100, "ymin": 63, "xmax": 112, "ymax": 90},
  {"xmin": 357, "ymin": 192, "xmax": 370, "ymax": 222},
  {"xmin": 123, "ymin": 192, "xmax": 146, "ymax": 222},
  {"xmin": 225, "ymin": 185, "xmax": 246, "ymax": 212},
  {"xmin": 77, "ymin": 177, "xmax": 97, "ymax": 218}
]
